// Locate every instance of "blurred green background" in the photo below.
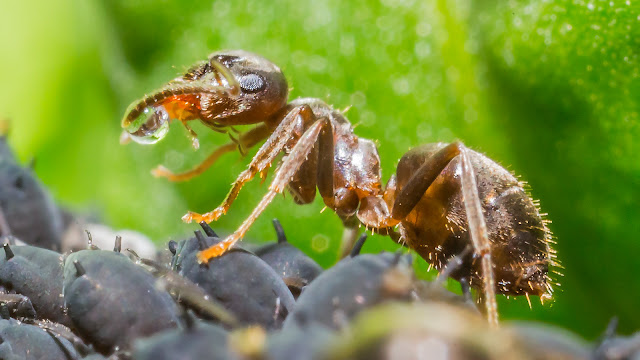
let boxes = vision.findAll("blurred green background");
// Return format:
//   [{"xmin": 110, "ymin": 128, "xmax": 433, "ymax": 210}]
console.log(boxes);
[{"xmin": 1, "ymin": 0, "xmax": 638, "ymax": 339}]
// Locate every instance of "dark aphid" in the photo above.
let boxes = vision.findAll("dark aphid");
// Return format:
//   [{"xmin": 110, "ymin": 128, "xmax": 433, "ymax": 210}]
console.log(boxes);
[
  {"xmin": 171, "ymin": 228, "xmax": 294, "ymax": 329},
  {"xmin": 134, "ymin": 254, "xmax": 238, "ymax": 328},
  {"xmin": 133, "ymin": 321, "xmax": 237, "ymax": 360},
  {"xmin": 593, "ymin": 318, "xmax": 640, "ymax": 360},
  {"xmin": 282, "ymin": 249, "xmax": 415, "ymax": 331},
  {"xmin": 63, "ymin": 249, "xmax": 180, "ymax": 354},
  {"xmin": 264, "ymin": 322, "xmax": 336, "ymax": 360},
  {"xmin": 508, "ymin": 323, "xmax": 591, "ymax": 360},
  {"xmin": 0, "ymin": 244, "xmax": 72, "ymax": 327},
  {"xmin": 326, "ymin": 302, "xmax": 529, "ymax": 360},
  {"xmin": 122, "ymin": 51, "xmax": 556, "ymax": 325},
  {"xmin": 0, "ymin": 294, "xmax": 36, "ymax": 319},
  {"xmin": 0, "ymin": 136, "xmax": 64, "ymax": 251},
  {"xmin": 0, "ymin": 318, "xmax": 81, "ymax": 360},
  {"xmin": 253, "ymin": 219, "xmax": 323, "ymax": 298}
]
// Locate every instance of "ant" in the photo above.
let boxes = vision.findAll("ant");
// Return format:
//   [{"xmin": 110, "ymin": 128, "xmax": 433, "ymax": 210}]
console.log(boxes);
[{"xmin": 121, "ymin": 50, "xmax": 556, "ymax": 326}]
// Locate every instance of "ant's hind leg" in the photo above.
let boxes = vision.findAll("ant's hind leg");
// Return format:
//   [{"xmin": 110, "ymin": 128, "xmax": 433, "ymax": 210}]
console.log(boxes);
[
  {"xmin": 458, "ymin": 145, "xmax": 498, "ymax": 326},
  {"xmin": 384, "ymin": 142, "xmax": 498, "ymax": 326},
  {"xmin": 183, "ymin": 106, "xmax": 317, "ymax": 224},
  {"xmin": 197, "ymin": 118, "xmax": 331, "ymax": 263}
]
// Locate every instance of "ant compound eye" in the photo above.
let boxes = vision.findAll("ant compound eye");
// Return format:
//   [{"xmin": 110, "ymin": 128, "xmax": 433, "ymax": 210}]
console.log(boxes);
[
  {"xmin": 238, "ymin": 73, "xmax": 266, "ymax": 93},
  {"xmin": 124, "ymin": 106, "xmax": 170, "ymax": 145}
]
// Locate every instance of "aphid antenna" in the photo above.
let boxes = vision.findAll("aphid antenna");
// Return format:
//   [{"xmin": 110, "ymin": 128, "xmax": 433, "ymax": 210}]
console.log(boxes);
[
  {"xmin": 84, "ymin": 230, "xmax": 99, "ymax": 250},
  {"xmin": 271, "ymin": 219, "xmax": 287, "ymax": 243},
  {"xmin": 43, "ymin": 328, "xmax": 77, "ymax": 360},
  {"xmin": 349, "ymin": 233, "xmax": 368, "ymax": 257},
  {"xmin": 194, "ymin": 230, "xmax": 209, "ymax": 250},
  {"xmin": 73, "ymin": 260, "xmax": 86, "ymax": 277},
  {"xmin": 434, "ymin": 245, "xmax": 473, "ymax": 287},
  {"xmin": 199, "ymin": 221, "xmax": 218, "ymax": 237},
  {"xmin": 0, "ymin": 206, "xmax": 12, "ymax": 237},
  {"xmin": 113, "ymin": 235, "xmax": 122, "ymax": 253},
  {"xmin": 179, "ymin": 306, "xmax": 197, "ymax": 332},
  {"xmin": 3, "ymin": 243, "xmax": 14, "ymax": 260},
  {"xmin": 168, "ymin": 240, "xmax": 178, "ymax": 255}
]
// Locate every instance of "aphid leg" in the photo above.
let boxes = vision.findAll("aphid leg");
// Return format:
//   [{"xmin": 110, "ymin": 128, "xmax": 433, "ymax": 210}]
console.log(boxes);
[
  {"xmin": 458, "ymin": 144, "xmax": 498, "ymax": 327},
  {"xmin": 153, "ymin": 124, "xmax": 271, "ymax": 182},
  {"xmin": 183, "ymin": 105, "xmax": 317, "ymax": 224},
  {"xmin": 197, "ymin": 118, "xmax": 331, "ymax": 263}
]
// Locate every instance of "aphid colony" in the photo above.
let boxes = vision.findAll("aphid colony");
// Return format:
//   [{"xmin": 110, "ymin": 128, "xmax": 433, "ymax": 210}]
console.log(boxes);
[
  {"xmin": 122, "ymin": 50, "xmax": 558, "ymax": 326},
  {"xmin": 0, "ymin": 136, "xmax": 636, "ymax": 359}
]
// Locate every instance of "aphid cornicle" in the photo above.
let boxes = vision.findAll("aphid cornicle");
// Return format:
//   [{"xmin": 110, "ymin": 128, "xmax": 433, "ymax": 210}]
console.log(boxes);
[{"xmin": 121, "ymin": 50, "xmax": 557, "ymax": 325}]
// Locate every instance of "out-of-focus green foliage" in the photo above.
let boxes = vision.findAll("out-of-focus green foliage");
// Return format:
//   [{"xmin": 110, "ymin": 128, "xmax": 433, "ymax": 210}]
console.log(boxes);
[{"xmin": 1, "ymin": 0, "xmax": 638, "ymax": 338}]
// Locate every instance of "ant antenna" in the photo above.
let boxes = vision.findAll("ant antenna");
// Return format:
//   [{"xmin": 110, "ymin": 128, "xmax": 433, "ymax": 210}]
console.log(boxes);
[{"xmin": 122, "ymin": 83, "xmax": 230, "ymax": 127}]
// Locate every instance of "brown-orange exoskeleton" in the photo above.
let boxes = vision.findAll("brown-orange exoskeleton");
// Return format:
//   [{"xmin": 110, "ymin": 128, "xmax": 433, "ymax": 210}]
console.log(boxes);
[{"xmin": 121, "ymin": 50, "xmax": 557, "ymax": 326}]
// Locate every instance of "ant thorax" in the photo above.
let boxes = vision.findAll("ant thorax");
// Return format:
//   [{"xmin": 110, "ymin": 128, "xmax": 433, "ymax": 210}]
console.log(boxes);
[{"xmin": 396, "ymin": 143, "xmax": 553, "ymax": 297}]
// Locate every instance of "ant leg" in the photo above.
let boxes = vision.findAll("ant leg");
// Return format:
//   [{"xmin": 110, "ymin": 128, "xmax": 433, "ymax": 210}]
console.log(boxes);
[
  {"xmin": 197, "ymin": 118, "xmax": 330, "ymax": 263},
  {"xmin": 152, "ymin": 125, "xmax": 271, "ymax": 182},
  {"xmin": 458, "ymin": 145, "xmax": 498, "ymax": 326},
  {"xmin": 380, "ymin": 142, "xmax": 497, "ymax": 326},
  {"xmin": 152, "ymin": 143, "xmax": 237, "ymax": 181},
  {"xmin": 183, "ymin": 105, "xmax": 317, "ymax": 224}
]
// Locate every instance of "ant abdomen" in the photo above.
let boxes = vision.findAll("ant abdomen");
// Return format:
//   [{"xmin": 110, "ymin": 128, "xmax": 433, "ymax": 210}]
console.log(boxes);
[{"xmin": 397, "ymin": 143, "xmax": 553, "ymax": 297}]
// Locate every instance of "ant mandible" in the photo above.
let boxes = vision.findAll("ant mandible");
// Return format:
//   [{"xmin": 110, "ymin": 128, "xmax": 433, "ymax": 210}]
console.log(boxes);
[{"xmin": 121, "ymin": 50, "xmax": 556, "ymax": 326}]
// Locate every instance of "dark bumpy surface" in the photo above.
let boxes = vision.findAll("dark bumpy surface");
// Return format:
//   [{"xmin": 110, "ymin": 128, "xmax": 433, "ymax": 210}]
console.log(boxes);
[
  {"xmin": 283, "ymin": 252, "xmax": 415, "ymax": 331},
  {"xmin": 254, "ymin": 238, "xmax": 323, "ymax": 298},
  {"xmin": 134, "ymin": 322, "xmax": 236, "ymax": 360},
  {"xmin": 0, "ymin": 318, "xmax": 79, "ymax": 360},
  {"xmin": 172, "ymin": 232, "xmax": 295, "ymax": 329},
  {"xmin": 63, "ymin": 249, "xmax": 180, "ymax": 353},
  {"xmin": 0, "ymin": 137, "xmax": 64, "ymax": 251},
  {"xmin": 0, "ymin": 244, "xmax": 71, "ymax": 327}
]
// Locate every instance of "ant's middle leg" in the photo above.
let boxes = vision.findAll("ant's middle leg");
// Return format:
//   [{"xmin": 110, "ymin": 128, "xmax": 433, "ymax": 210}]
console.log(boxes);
[
  {"xmin": 152, "ymin": 124, "xmax": 271, "ymax": 182},
  {"xmin": 183, "ymin": 105, "xmax": 317, "ymax": 224},
  {"xmin": 197, "ymin": 118, "xmax": 332, "ymax": 263}
]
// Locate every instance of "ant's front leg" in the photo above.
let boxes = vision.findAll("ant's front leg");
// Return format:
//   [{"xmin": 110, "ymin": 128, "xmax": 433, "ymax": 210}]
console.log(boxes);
[
  {"xmin": 197, "ymin": 118, "xmax": 332, "ymax": 263},
  {"xmin": 152, "ymin": 124, "xmax": 271, "ymax": 182},
  {"xmin": 183, "ymin": 105, "xmax": 317, "ymax": 224}
]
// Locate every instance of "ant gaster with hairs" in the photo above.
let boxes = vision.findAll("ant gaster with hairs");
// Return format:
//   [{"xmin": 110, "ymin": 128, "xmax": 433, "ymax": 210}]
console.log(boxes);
[{"xmin": 121, "ymin": 50, "xmax": 557, "ymax": 326}]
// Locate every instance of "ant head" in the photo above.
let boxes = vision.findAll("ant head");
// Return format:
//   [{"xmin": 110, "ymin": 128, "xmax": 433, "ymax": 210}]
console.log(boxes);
[{"xmin": 121, "ymin": 50, "xmax": 288, "ymax": 145}]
